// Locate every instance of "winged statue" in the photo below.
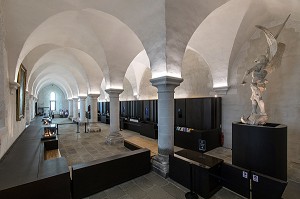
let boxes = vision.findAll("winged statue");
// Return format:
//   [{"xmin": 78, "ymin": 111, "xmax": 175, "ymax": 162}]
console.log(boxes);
[{"xmin": 241, "ymin": 14, "xmax": 290, "ymax": 125}]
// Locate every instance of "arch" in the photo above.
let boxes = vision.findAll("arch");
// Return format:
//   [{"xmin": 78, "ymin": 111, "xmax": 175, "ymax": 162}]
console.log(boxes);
[
  {"xmin": 26, "ymin": 47, "xmax": 103, "ymax": 94},
  {"xmin": 119, "ymin": 78, "xmax": 135, "ymax": 101},
  {"xmin": 175, "ymin": 48, "xmax": 213, "ymax": 98},
  {"xmin": 124, "ymin": 50, "xmax": 150, "ymax": 96},
  {"xmin": 33, "ymin": 74, "xmax": 74, "ymax": 99},
  {"xmin": 187, "ymin": 0, "xmax": 251, "ymax": 88},
  {"xmin": 15, "ymin": 9, "xmax": 145, "ymax": 91},
  {"xmin": 30, "ymin": 64, "xmax": 84, "ymax": 96}
]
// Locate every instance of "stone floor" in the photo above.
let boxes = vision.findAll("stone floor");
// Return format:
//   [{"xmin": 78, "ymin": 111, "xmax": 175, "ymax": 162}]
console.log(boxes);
[{"xmin": 53, "ymin": 118, "xmax": 299, "ymax": 199}]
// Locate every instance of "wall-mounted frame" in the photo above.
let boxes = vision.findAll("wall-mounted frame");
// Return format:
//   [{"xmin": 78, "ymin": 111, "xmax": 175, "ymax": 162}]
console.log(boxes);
[{"xmin": 16, "ymin": 64, "xmax": 27, "ymax": 121}]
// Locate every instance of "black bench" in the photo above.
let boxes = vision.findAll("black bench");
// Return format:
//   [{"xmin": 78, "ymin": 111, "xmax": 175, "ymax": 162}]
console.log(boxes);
[
  {"xmin": 71, "ymin": 148, "xmax": 151, "ymax": 199},
  {"xmin": 0, "ymin": 123, "xmax": 70, "ymax": 199}
]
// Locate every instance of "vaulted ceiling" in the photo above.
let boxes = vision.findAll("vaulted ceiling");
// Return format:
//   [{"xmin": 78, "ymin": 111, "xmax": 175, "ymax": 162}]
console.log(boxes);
[{"xmin": 3, "ymin": 0, "xmax": 299, "ymax": 99}]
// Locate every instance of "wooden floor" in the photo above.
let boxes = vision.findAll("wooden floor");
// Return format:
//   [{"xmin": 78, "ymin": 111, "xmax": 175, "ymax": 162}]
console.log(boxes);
[
  {"xmin": 124, "ymin": 136, "xmax": 158, "ymax": 157},
  {"xmin": 44, "ymin": 149, "xmax": 61, "ymax": 160}
]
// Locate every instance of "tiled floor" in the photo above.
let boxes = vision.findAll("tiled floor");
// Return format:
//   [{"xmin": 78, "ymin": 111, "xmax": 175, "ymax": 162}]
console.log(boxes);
[{"xmin": 54, "ymin": 118, "xmax": 299, "ymax": 199}]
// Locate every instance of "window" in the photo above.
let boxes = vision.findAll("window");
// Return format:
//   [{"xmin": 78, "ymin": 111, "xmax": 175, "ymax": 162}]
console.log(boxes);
[
  {"xmin": 50, "ymin": 92, "xmax": 56, "ymax": 111},
  {"xmin": 78, "ymin": 101, "xmax": 80, "ymax": 110}
]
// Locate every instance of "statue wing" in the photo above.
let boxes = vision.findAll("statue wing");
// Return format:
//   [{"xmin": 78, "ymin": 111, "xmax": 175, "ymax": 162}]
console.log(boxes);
[
  {"xmin": 265, "ymin": 42, "xmax": 286, "ymax": 74},
  {"xmin": 255, "ymin": 25, "xmax": 277, "ymax": 60}
]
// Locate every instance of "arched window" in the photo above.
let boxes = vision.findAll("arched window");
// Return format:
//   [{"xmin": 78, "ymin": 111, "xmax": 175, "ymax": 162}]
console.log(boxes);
[{"xmin": 50, "ymin": 92, "xmax": 56, "ymax": 111}]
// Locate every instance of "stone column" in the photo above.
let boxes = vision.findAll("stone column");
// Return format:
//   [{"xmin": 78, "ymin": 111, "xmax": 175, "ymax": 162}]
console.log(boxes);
[
  {"xmin": 68, "ymin": 99, "xmax": 73, "ymax": 119},
  {"xmin": 150, "ymin": 76, "xmax": 183, "ymax": 177},
  {"xmin": 72, "ymin": 97, "xmax": 79, "ymax": 122},
  {"xmin": 79, "ymin": 96, "xmax": 87, "ymax": 123},
  {"xmin": 105, "ymin": 89, "xmax": 123, "ymax": 144},
  {"xmin": 87, "ymin": 94, "xmax": 101, "ymax": 132},
  {"xmin": 25, "ymin": 91, "xmax": 30, "ymax": 125}
]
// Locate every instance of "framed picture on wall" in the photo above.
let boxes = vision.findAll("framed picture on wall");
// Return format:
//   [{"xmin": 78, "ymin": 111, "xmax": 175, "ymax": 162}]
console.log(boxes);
[{"xmin": 16, "ymin": 64, "xmax": 27, "ymax": 121}]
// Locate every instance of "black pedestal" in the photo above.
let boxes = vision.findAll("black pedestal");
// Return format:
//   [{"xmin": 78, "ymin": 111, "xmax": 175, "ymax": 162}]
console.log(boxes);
[{"xmin": 232, "ymin": 122, "xmax": 287, "ymax": 181}]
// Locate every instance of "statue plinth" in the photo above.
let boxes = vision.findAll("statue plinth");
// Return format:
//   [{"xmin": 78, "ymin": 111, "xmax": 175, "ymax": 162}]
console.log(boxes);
[{"xmin": 232, "ymin": 122, "xmax": 287, "ymax": 181}]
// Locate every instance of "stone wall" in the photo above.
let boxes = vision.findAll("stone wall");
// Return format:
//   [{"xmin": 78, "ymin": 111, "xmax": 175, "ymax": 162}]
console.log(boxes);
[
  {"xmin": 119, "ymin": 78, "xmax": 135, "ymax": 101},
  {"xmin": 138, "ymin": 68, "xmax": 157, "ymax": 100},
  {"xmin": 175, "ymin": 49, "xmax": 213, "ymax": 98},
  {"xmin": 37, "ymin": 84, "xmax": 68, "ymax": 115},
  {"xmin": 0, "ymin": 0, "xmax": 5, "ymax": 128}
]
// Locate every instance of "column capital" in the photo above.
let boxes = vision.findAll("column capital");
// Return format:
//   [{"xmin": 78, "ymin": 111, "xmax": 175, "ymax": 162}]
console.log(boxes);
[
  {"xmin": 78, "ymin": 96, "xmax": 87, "ymax": 100},
  {"xmin": 150, "ymin": 76, "xmax": 183, "ymax": 92},
  {"xmin": 9, "ymin": 82, "xmax": 20, "ymax": 95},
  {"xmin": 213, "ymin": 86, "xmax": 230, "ymax": 95},
  {"xmin": 72, "ymin": 97, "xmax": 78, "ymax": 101},
  {"xmin": 88, "ymin": 93, "xmax": 100, "ymax": 99},
  {"xmin": 105, "ymin": 89, "xmax": 123, "ymax": 98},
  {"xmin": 68, "ymin": 98, "xmax": 73, "ymax": 102}
]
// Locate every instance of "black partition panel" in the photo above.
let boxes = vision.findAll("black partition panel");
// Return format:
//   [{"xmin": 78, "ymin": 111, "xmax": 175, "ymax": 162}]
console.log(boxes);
[
  {"xmin": 120, "ymin": 100, "xmax": 157, "ymax": 123},
  {"xmin": 186, "ymin": 98, "xmax": 202, "ymax": 130},
  {"xmin": 220, "ymin": 163, "xmax": 250, "ymax": 198},
  {"xmin": 143, "ymin": 100, "xmax": 150, "ymax": 121},
  {"xmin": 251, "ymin": 171, "xmax": 287, "ymax": 199},
  {"xmin": 213, "ymin": 97, "xmax": 222, "ymax": 129},
  {"xmin": 136, "ymin": 101, "xmax": 143, "ymax": 120},
  {"xmin": 120, "ymin": 101, "xmax": 129, "ymax": 117},
  {"xmin": 183, "ymin": 97, "xmax": 221, "ymax": 130},
  {"xmin": 175, "ymin": 99, "xmax": 186, "ymax": 127},
  {"xmin": 151, "ymin": 100, "xmax": 158, "ymax": 123},
  {"xmin": 120, "ymin": 97, "xmax": 219, "ymax": 130},
  {"xmin": 99, "ymin": 102, "xmax": 110, "ymax": 115}
]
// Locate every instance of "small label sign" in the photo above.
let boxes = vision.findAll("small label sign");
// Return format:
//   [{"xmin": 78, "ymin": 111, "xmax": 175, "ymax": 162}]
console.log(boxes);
[
  {"xmin": 199, "ymin": 139, "xmax": 206, "ymax": 151},
  {"xmin": 242, "ymin": 171, "xmax": 248, "ymax": 179},
  {"xmin": 253, "ymin": 175, "xmax": 259, "ymax": 182}
]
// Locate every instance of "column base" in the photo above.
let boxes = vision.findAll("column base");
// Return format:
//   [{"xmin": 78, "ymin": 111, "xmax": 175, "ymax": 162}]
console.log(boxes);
[
  {"xmin": 79, "ymin": 119, "xmax": 87, "ymax": 126},
  {"xmin": 105, "ymin": 132, "xmax": 124, "ymax": 144},
  {"xmin": 151, "ymin": 154, "xmax": 169, "ymax": 178},
  {"xmin": 88, "ymin": 123, "xmax": 101, "ymax": 132},
  {"xmin": 72, "ymin": 117, "xmax": 78, "ymax": 123}
]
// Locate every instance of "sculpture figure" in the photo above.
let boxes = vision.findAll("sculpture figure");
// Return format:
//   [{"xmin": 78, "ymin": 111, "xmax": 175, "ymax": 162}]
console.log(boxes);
[{"xmin": 241, "ymin": 15, "xmax": 290, "ymax": 125}]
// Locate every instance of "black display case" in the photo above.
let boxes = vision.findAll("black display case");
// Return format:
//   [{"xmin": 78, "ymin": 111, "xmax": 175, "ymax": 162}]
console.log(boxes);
[{"xmin": 41, "ymin": 124, "xmax": 56, "ymax": 140}]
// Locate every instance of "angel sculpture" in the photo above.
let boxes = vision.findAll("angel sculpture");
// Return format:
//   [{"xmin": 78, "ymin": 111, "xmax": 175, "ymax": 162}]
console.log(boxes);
[{"xmin": 241, "ymin": 14, "xmax": 290, "ymax": 125}]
